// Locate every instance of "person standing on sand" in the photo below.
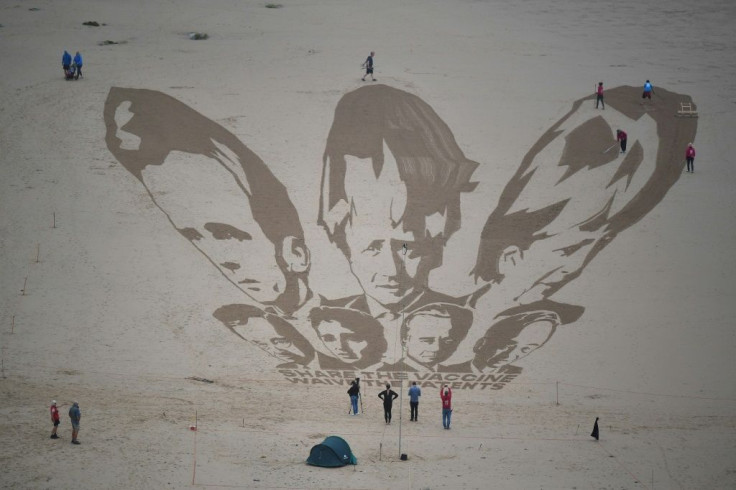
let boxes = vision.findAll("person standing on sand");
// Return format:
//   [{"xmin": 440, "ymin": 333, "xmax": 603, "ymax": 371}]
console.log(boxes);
[
  {"xmin": 50, "ymin": 400, "xmax": 60, "ymax": 439},
  {"xmin": 642, "ymin": 80, "xmax": 654, "ymax": 99},
  {"xmin": 440, "ymin": 385, "xmax": 452, "ymax": 429},
  {"xmin": 73, "ymin": 51, "xmax": 83, "ymax": 79},
  {"xmin": 62, "ymin": 50, "xmax": 72, "ymax": 75},
  {"xmin": 616, "ymin": 129, "xmax": 628, "ymax": 154},
  {"xmin": 595, "ymin": 82, "xmax": 605, "ymax": 109},
  {"xmin": 361, "ymin": 51, "xmax": 375, "ymax": 82},
  {"xmin": 68, "ymin": 401, "xmax": 81, "ymax": 444},
  {"xmin": 347, "ymin": 379, "xmax": 360, "ymax": 415},
  {"xmin": 408, "ymin": 381, "xmax": 421, "ymax": 421},
  {"xmin": 685, "ymin": 143, "xmax": 696, "ymax": 173},
  {"xmin": 378, "ymin": 383, "xmax": 398, "ymax": 424}
]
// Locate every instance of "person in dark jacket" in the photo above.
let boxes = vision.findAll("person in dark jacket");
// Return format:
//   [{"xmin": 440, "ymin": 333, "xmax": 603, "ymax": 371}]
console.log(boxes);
[
  {"xmin": 616, "ymin": 129, "xmax": 628, "ymax": 154},
  {"xmin": 347, "ymin": 379, "xmax": 360, "ymax": 415},
  {"xmin": 361, "ymin": 51, "xmax": 375, "ymax": 82},
  {"xmin": 68, "ymin": 401, "xmax": 81, "ymax": 444},
  {"xmin": 378, "ymin": 383, "xmax": 398, "ymax": 423}
]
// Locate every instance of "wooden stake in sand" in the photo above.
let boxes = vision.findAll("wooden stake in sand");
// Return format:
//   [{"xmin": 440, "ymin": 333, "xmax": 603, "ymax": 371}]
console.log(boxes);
[
  {"xmin": 35, "ymin": 244, "xmax": 40, "ymax": 263},
  {"xmin": 556, "ymin": 381, "xmax": 559, "ymax": 405},
  {"xmin": 11, "ymin": 315, "xmax": 14, "ymax": 334},
  {"xmin": 21, "ymin": 277, "xmax": 27, "ymax": 296},
  {"xmin": 53, "ymin": 212, "xmax": 56, "ymax": 228}
]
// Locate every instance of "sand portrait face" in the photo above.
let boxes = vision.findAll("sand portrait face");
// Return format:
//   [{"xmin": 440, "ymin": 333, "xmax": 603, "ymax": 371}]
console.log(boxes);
[
  {"xmin": 232, "ymin": 317, "xmax": 307, "ymax": 361},
  {"xmin": 142, "ymin": 152, "xmax": 287, "ymax": 304},
  {"xmin": 507, "ymin": 228, "xmax": 605, "ymax": 304},
  {"xmin": 404, "ymin": 312, "xmax": 454, "ymax": 366},
  {"xmin": 340, "ymin": 151, "xmax": 427, "ymax": 310},
  {"xmin": 343, "ymin": 218, "xmax": 422, "ymax": 310},
  {"xmin": 315, "ymin": 320, "xmax": 368, "ymax": 363}
]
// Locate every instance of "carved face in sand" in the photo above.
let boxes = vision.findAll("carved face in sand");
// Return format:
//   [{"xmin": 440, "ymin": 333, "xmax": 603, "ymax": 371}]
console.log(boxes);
[{"xmin": 142, "ymin": 153, "xmax": 287, "ymax": 304}]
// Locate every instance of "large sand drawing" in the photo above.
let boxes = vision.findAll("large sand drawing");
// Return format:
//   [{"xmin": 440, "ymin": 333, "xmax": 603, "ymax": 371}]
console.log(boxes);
[{"xmin": 104, "ymin": 85, "xmax": 696, "ymax": 390}]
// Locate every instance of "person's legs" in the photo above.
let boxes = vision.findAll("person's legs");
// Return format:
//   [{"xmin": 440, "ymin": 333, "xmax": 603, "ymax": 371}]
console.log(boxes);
[
  {"xmin": 51, "ymin": 420, "xmax": 59, "ymax": 438},
  {"xmin": 447, "ymin": 409, "xmax": 452, "ymax": 429},
  {"xmin": 387, "ymin": 406, "xmax": 392, "ymax": 423},
  {"xmin": 442, "ymin": 409, "xmax": 448, "ymax": 428},
  {"xmin": 384, "ymin": 406, "xmax": 389, "ymax": 423},
  {"xmin": 351, "ymin": 395, "xmax": 358, "ymax": 414},
  {"xmin": 687, "ymin": 157, "xmax": 694, "ymax": 173}
]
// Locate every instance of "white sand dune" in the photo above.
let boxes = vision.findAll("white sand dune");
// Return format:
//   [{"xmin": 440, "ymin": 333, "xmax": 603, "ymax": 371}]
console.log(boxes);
[{"xmin": 1, "ymin": 0, "xmax": 735, "ymax": 488}]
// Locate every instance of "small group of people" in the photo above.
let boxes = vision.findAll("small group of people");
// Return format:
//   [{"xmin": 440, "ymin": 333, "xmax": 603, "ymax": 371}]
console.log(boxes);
[
  {"xmin": 62, "ymin": 50, "xmax": 83, "ymax": 80},
  {"xmin": 597, "ymin": 81, "xmax": 697, "ymax": 172},
  {"xmin": 348, "ymin": 379, "xmax": 453, "ymax": 429},
  {"xmin": 49, "ymin": 400, "xmax": 82, "ymax": 444}
]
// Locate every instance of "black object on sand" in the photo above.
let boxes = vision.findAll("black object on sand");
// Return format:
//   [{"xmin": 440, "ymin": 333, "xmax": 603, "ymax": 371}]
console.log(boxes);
[{"xmin": 591, "ymin": 417, "xmax": 600, "ymax": 440}]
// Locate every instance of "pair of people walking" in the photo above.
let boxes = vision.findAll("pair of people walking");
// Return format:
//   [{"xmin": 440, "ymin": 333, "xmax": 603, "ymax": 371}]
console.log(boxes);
[
  {"xmin": 49, "ymin": 400, "xmax": 81, "ymax": 444},
  {"xmin": 62, "ymin": 50, "xmax": 83, "ymax": 80}
]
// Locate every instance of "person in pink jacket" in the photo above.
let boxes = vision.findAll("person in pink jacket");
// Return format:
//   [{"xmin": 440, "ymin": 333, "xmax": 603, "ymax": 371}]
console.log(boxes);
[
  {"xmin": 440, "ymin": 385, "xmax": 452, "ymax": 429},
  {"xmin": 685, "ymin": 143, "xmax": 696, "ymax": 173}
]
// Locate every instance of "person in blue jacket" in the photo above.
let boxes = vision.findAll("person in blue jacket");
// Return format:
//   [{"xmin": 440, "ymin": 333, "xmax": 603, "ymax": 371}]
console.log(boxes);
[
  {"xmin": 642, "ymin": 80, "xmax": 654, "ymax": 99},
  {"xmin": 408, "ymin": 381, "xmax": 421, "ymax": 421},
  {"xmin": 73, "ymin": 51, "xmax": 83, "ymax": 79},
  {"xmin": 62, "ymin": 51, "xmax": 72, "ymax": 75}
]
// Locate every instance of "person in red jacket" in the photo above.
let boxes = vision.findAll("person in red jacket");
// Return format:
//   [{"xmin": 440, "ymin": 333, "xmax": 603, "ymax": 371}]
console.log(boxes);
[
  {"xmin": 50, "ymin": 400, "xmax": 60, "ymax": 439},
  {"xmin": 440, "ymin": 385, "xmax": 452, "ymax": 429},
  {"xmin": 616, "ymin": 129, "xmax": 628, "ymax": 154},
  {"xmin": 595, "ymin": 82, "xmax": 605, "ymax": 109},
  {"xmin": 685, "ymin": 143, "xmax": 696, "ymax": 173}
]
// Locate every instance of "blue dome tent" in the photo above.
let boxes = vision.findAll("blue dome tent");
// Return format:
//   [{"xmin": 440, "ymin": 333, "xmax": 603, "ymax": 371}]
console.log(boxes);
[{"xmin": 306, "ymin": 436, "xmax": 357, "ymax": 467}]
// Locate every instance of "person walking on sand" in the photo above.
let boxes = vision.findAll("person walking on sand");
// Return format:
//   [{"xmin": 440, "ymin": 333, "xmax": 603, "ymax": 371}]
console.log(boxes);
[
  {"xmin": 642, "ymin": 80, "xmax": 654, "ymax": 99},
  {"xmin": 378, "ymin": 383, "xmax": 398, "ymax": 424},
  {"xmin": 50, "ymin": 400, "xmax": 60, "ymax": 439},
  {"xmin": 62, "ymin": 50, "xmax": 72, "ymax": 76},
  {"xmin": 408, "ymin": 381, "xmax": 421, "ymax": 421},
  {"xmin": 441, "ymin": 385, "xmax": 452, "ymax": 429},
  {"xmin": 361, "ymin": 51, "xmax": 375, "ymax": 82},
  {"xmin": 595, "ymin": 82, "xmax": 605, "ymax": 109},
  {"xmin": 685, "ymin": 143, "xmax": 696, "ymax": 173},
  {"xmin": 68, "ymin": 401, "xmax": 81, "ymax": 444},
  {"xmin": 616, "ymin": 129, "xmax": 628, "ymax": 154},
  {"xmin": 73, "ymin": 51, "xmax": 83, "ymax": 79},
  {"xmin": 347, "ymin": 379, "xmax": 360, "ymax": 415}
]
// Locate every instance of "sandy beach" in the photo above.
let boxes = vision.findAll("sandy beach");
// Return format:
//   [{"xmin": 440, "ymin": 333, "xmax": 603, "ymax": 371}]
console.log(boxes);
[{"xmin": 1, "ymin": 0, "xmax": 735, "ymax": 488}]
